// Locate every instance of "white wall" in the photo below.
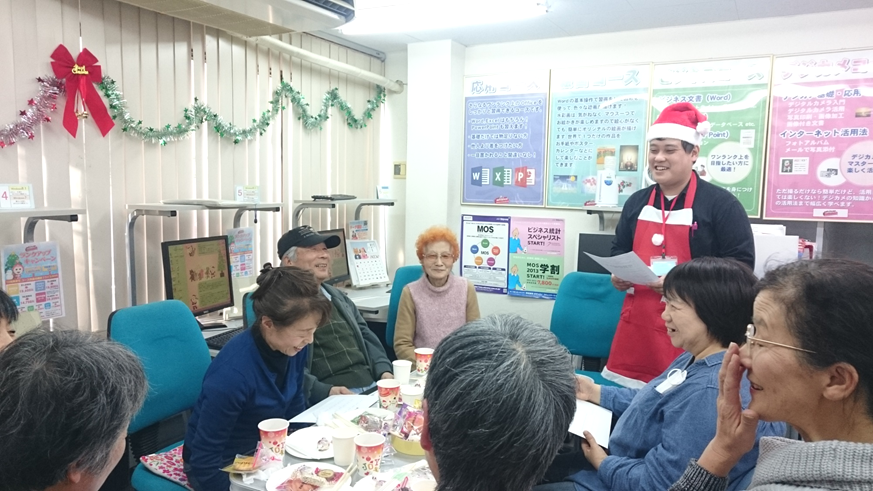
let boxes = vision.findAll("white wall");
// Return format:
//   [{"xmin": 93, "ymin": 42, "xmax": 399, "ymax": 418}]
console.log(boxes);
[{"xmin": 393, "ymin": 7, "xmax": 873, "ymax": 327}]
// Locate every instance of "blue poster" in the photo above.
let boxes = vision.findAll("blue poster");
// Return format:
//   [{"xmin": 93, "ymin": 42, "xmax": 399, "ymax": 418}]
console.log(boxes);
[
  {"xmin": 463, "ymin": 74, "xmax": 549, "ymax": 206},
  {"xmin": 547, "ymin": 65, "xmax": 651, "ymax": 208}
]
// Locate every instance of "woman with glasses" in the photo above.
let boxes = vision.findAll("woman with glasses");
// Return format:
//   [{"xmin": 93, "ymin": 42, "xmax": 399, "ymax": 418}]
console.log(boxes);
[
  {"xmin": 394, "ymin": 226, "xmax": 480, "ymax": 363},
  {"xmin": 183, "ymin": 266, "xmax": 331, "ymax": 490},
  {"xmin": 536, "ymin": 257, "xmax": 784, "ymax": 491},
  {"xmin": 671, "ymin": 259, "xmax": 873, "ymax": 490}
]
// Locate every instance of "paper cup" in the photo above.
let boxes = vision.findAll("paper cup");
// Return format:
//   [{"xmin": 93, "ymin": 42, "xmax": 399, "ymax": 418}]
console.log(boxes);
[
  {"xmin": 331, "ymin": 427, "xmax": 358, "ymax": 467},
  {"xmin": 414, "ymin": 348, "xmax": 434, "ymax": 375},
  {"xmin": 393, "ymin": 359, "xmax": 412, "ymax": 385},
  {"xmin": 354, "ymin": 432, "xmax": 385, "ymax": 476},
  {"xmin": 410, "ymin": 482, "xmax": 437, "ymax": 491},
  {"xmin": 399, "ymin": 385, "xmax": 424, "ymax": 410},
  {"xmin": 376, "ymin": 379, "xmax": 401, "ymax": 410},
  {"xmin": 258, "ymin": 418, "xmax": 289, "ymax": 457}
]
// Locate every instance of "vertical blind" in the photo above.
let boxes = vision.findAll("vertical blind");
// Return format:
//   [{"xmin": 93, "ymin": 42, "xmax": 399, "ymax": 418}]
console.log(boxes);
[{"xmin": 0, "ymin": 0, "xmax": 384, "ymax": 332}]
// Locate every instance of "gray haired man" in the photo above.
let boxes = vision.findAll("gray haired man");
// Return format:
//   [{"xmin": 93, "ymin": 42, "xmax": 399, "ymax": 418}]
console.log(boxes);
[
  {"xmin": 0, "ymin": 330, "xmax": 147, "ymax": 491},
  {"xmin": 421, "ymin": 314, "xmax": 577, "ymax": 491}
]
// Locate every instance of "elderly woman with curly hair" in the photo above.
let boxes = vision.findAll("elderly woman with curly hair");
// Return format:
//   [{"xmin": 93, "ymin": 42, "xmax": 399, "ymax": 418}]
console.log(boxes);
[{"xmin": 394, "ymin": 226, "xmax": 480, "ymax": 362}]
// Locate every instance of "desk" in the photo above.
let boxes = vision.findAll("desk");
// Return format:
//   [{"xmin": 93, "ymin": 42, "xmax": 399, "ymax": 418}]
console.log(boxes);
[
  {"xmin": 0, "ymin": 207, "xmax": 85, "ymax": 242},
  {"xmin": 339, "ymin": 286, "xmax": 391, "ymax": 323}
]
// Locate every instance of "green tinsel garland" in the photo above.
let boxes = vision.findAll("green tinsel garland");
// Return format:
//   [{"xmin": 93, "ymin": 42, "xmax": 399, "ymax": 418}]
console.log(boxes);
[{"xmin": 98, "ymin": 76, "xmax": 386, "ymax": 146}]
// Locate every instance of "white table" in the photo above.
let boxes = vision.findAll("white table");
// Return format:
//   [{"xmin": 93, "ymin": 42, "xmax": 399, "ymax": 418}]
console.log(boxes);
[{"xmin": 229, "ymin": 442, "xmax": 426, "ymax": 490}]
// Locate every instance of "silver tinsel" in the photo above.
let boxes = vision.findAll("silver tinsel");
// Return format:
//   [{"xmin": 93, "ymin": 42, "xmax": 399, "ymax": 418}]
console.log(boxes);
[{"xmin": 0, "ymin": 76, "xmax": 63, "ymax": 149}]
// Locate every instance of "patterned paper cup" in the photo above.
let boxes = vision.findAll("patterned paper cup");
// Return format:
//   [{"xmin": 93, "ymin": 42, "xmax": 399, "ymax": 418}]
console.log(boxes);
[
  {"xmin": 376, "ymin": 379, "xmax": 401, "ymax": 410},
  {"xmin": 258, "ymin": 418, "xmax": 289, "ymax": 457},
  {"xmin": 354, "ymin": 432, "xmax": 386, "ymax": 476},
  {"xmin": 399, "ymin": 385, "xmax": 424, "ymax": 410},
  {"xmin": 414, "ymin": 348, "xmax": 434, "ymax": 375}
]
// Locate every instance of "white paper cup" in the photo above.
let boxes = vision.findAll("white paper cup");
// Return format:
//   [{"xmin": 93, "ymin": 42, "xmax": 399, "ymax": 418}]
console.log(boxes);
[
  {"xmin": 331, "ymin": 427, "xmax": 358, "ymax": 467},
  {"xmin": 399, "ymin": 384, "xmax": 424, "ymax": 410},
  {"xmin": 257, "ymin": 418, "xmax": 289, "ymax": 457},
  {"xmin": 393, "ymin": 359, "xmax": 412, "ymax": 385},
  {"xmin": 354, "ymin": 432, "xmax": 386, "ymax": 476}
]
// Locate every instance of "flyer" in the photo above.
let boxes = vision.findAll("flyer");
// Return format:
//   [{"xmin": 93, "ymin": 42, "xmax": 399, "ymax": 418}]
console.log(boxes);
[
  {"xmin": 765, "ymin": 49, "xmax": 873, "ymax": 222},
  {"xmin": 462, "ymin": 73, "xmax": 549, "ymax": 206},
  {"xmin": 547, "ymin": 65, "xmax": 650, "ymax": 208},
  {"xmin": 2, "ymin": 241, "xmax": 64, "ymax": 320},
  {"xmin": 227, "ymin": 227, "xmax": 255, "ymax": 278},
  {"xmin": 460, "ymin": 215, "xmax": 510, "ymax": 294},
  {"xmin": 507, "ymin": 217, "xmax": 565, "ymax": 300},
  {"xmin": 652, "ymin": 57, "xmax": 772, "ymax": 216}
]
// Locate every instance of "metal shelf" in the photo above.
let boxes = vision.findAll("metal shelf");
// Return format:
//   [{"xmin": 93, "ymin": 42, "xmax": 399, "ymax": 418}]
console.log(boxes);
[
  {"xmin": 0, "ymin": 207, "xmax": 86, "ymax": 242},
  {"xmin": 291, "ymin": 199, "xmax": 395, "ymax": 227}
]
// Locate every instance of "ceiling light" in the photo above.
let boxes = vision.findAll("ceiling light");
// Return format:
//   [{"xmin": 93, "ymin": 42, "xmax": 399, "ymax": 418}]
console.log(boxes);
[{"xmin": 340, "ymin": 0, "xmax": 549, "ymax": 35}]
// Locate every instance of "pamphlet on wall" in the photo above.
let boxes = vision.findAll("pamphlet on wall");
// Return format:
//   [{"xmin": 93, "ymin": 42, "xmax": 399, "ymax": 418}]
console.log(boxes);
[
  {"xmin": 227, "ymin": 227, "xmax": 255, "ymax": 278},
  {"xmin": 348, "ymin": 220, "xmax": 369, "ymax": 240},
  {"xmin": 346, "ymin": 239, "xmax": 389, "ymax": 287},
  {"xmin": 0, "ymin": 183, "xmax": 35, "ymax": 209},
  {"xmin": 2, "ymin": 241, "xmax": 65, "ymax": 321}
]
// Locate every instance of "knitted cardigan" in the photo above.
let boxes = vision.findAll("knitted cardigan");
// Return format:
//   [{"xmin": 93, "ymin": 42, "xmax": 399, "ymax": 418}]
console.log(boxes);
[{"xmin": 670, "ymin": 437, "xmax": 873, "ymax": 491}]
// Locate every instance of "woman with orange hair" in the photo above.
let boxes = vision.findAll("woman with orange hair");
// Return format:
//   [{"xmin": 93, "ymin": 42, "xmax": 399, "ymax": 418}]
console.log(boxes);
[{"xmin": 394, "ymin": 226, "xmax": 480, "ymax": 362}]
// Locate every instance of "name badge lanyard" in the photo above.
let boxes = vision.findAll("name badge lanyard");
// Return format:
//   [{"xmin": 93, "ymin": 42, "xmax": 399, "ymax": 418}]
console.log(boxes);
[{"xmin": 655, "ymin": 191, "xmax": 680, "ymax": 258}]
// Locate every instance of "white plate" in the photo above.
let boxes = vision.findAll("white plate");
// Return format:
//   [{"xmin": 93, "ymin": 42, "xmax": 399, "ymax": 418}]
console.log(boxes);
[
  {"xmin": 351, "ymin": 474, "xmax": 436, "ymax": 491},
  {"xmin": 265, "ymin": 462, "xmax": 351, "ymax": 491},
  {"xmin": 286, "ymin": 426, "xmax": 334, "ymax": 460}
]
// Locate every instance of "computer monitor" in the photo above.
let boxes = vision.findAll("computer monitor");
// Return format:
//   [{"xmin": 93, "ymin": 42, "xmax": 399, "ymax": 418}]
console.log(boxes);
[
  {"xmin": 161, "ymin": 235, "xmax": 234, "ymax": 316},
  {"xmin": 320, "ymin": 228, "xmax": 350, "ymax": 286},
  {"xmin": 576, "ymin": 233, "xmax": 616, "ymax": 275}
]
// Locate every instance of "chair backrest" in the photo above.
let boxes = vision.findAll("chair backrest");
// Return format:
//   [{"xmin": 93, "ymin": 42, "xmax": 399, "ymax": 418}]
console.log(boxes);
[
  {"xmin": 108, "ymin": 300, "xmax": 212, "ymax": 434},
  {"xmin": 550, "ymin": 272, "xmax": 625, "ymax": 358},
  {"xmin": 385, "ymin": 265, "xmax": 424, "ymax": 346},
  {"xmin": 243, "ymin": 291, "xmax": 256, "ymax": 329}
]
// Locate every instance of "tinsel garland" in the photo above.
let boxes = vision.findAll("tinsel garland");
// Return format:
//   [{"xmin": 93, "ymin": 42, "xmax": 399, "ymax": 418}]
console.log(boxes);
[
  {"xmin": 0, "ymin": 76, "xmax": 63, "ymax": 148},
  {"xmin": 99, "ymin": 76, "xmax": 386, "ymax": 145}
]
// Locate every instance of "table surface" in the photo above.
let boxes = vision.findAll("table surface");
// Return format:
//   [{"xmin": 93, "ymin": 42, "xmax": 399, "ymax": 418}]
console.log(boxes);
[{"xmin": 229, "ymin": 441, "xmax": 427, "ymax": 490}]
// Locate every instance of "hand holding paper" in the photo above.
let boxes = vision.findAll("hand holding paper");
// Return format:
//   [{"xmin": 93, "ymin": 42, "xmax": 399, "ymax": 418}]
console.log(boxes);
[
  {"xmin": 568, "ymin": 400, "xmax": 612, "ymax": 449},
  {"xmin": 585, "ymin": 252, "xmax": 659, "ymax": 286}
]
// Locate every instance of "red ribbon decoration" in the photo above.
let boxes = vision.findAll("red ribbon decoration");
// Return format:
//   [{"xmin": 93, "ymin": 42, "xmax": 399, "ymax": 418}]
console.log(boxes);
[{"xmin": 50, "ymin": 44, "xmax": 114, "ymax": 137}]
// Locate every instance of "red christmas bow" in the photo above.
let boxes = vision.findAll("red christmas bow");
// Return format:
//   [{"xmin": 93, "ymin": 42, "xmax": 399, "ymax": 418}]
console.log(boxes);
[{"xmin": 50, "ymin": 44, "xmax": 114, "ymax": 137}]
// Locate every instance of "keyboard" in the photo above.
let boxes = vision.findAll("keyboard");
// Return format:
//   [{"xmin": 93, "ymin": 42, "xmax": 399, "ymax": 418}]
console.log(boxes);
[
  {"xmin": 311, "ymin": 194, "xmax": 357, "ymax": 201},
  {"xmin": 205, "ymin": 327, "xmax": 246, "ymax": 350}
]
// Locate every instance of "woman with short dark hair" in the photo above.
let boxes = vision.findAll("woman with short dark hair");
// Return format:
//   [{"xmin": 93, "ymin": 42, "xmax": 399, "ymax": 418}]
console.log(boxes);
[
  {"xmin": 671, "ymin": 259, "xmax": 873, "ymax": 490},
  {"xmin": 184, "ymin": 265, "xmax": 331, "ymax": 490},
  {"xmin": 537, "ymin": 257, "xmax": 785, "ymax": 491}
]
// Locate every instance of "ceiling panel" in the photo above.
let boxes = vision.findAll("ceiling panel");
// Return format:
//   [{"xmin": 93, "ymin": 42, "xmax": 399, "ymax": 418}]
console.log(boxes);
[{"xmin": 734, "ymin": 0, "xmax": 873, "ymax": 18}]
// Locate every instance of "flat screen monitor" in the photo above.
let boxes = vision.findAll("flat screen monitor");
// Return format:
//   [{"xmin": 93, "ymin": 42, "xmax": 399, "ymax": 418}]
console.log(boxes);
[
  {"xmin": 161, "ymin": 235, "xmax": 234, "ymax": 316},
  {"xmin": 320, "ymin": 228, "xmax": 350, "ymax": 286},
  {"xmin": 576, "ymin": 233, "xmax": 616, "ymax": 275}
]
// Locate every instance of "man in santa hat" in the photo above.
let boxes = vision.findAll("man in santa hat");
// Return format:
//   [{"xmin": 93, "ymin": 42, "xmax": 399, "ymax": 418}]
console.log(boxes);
[{"xmin": 602, "ymin": 102, "xmax": 755, "ymax": 387}]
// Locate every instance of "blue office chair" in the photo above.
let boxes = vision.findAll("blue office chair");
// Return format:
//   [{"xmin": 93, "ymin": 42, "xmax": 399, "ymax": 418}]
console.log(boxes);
[
  {"xmin": 385, "ymin": 265, "xmax": 424, "ymax": 350},
  {"xmin": 550, "ymin": 272, "xmax": 625, "ymax": 387},
  {"xmin": 108, "ymin": 300, "xmax": 212, "ymax": 491},
  {"xmin": 242, "ymin": 291, "xmax": 256, "ymax": 328}
]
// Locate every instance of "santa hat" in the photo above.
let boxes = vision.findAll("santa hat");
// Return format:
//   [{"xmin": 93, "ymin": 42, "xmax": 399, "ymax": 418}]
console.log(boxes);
[{"xmin": 647, "ymin": 102, "xmax": 710, "ymax": 146}]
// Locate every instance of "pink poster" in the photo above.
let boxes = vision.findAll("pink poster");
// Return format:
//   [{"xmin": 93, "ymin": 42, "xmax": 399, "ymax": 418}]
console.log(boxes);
[{"xmin": 765, "ymin": 50, "xmax": 873, "ymax": 222}]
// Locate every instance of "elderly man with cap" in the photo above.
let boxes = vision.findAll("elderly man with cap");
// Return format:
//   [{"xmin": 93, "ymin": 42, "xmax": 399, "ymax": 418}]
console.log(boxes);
[
  {"xmin": 278, "ymin": 226, "xmax": 393, "ymax": 404},
  {"xmin": 603, "ymin": 102, "xmax": 755, "ymax": 388}
]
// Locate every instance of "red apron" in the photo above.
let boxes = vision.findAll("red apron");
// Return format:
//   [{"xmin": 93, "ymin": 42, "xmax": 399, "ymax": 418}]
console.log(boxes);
[{"xmin": 604, "ymin": 175, "xmax": 698, "ymax": 386}]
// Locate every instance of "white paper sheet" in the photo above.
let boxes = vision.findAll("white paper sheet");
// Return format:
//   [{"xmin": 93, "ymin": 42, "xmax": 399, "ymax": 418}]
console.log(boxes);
[
  {"xmin": 584, "ymin": 251, "xmax": 659, "ymax": 285},
  {"xmin": 568, "ymin": 400, "xmax": 613, "ymax": 449},
  {"xmin": 289, "ymin": 394, "xmax": 379, "ymax": 424}
]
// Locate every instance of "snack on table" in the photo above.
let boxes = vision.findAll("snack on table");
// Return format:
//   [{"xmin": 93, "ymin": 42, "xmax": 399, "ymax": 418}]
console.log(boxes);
[
  {"xmin": 278, "ymin": 465, "xmax": 344, "ymax": 491},
  {"xmin": 316, "ymin": 437, "xmax": 331, "ymax": 452}
]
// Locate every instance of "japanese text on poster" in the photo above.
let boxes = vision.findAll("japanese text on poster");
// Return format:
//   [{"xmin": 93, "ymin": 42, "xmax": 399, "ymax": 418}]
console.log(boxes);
[
  {"xmin": 227, "ymin": 227, "xmax": 254, "ymax": 278},
  {"xmin": 508, "ymin": 217, "xmax": 565, "ymax": 300},
  {"xmin": 463, "ymin": 73, "xmax": 549, "ymax": 206},
  {"xmin": 548, "ymin": 65, "xmax": 650, "ymax": 208},
  {"xmin": 765, "ymin": 49, "xmax": 873, "ymax": 222},
  {"xmin": 460, "ymin": 215, "xmax": 510, "ymax": 294},
  {"xmin": 652, "ymin": 58, "xmax": 772, "ymax": 216},
  {"xmin": 2, "ymin": 241, "xmax": 64, "ymax": 320}
]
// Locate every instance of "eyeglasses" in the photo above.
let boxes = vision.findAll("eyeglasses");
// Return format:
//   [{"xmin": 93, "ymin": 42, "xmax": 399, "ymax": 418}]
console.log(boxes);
[
  {"xmin": 423, "ymin": 253, "xmax": 454, "ymax": 263},
  {"xmin": 745, "ymin": 324, "xmax": 816, "ymax": 355}
]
